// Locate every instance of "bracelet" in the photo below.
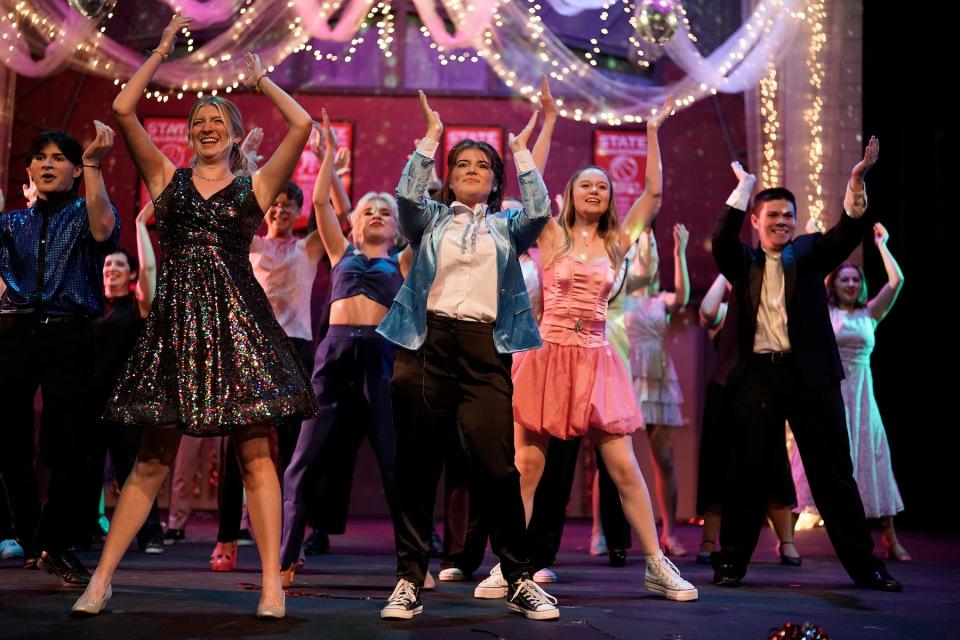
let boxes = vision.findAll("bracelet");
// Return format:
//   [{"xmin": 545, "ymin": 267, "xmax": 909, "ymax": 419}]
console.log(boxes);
[
  {"xmin": 148, "ymin": 48, "xmax": 169, "ymax": 61},
  {"xmin": 254, "ymin": 72, "xmax": 269, "ymax": 94},
  {"xmin": 81, "ymin": 164, "xmax": 101, "ymax": 170},
  {"xmin": 336, "ymin": 167, "xmax": 351, "ymax": 177}
]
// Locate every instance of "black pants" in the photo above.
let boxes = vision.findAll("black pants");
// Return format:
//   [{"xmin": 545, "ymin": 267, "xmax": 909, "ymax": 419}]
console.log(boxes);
[
  {"xmin": 0, "ymin": 315, "xmax": 95, "ymax": 555},
  {"xmin": 392, "ymin": 314, "xmax": 531, "ymax": 586},
  {"xmin": 716, "ymin": 355, "xmax": 883, "ymax": 580}
]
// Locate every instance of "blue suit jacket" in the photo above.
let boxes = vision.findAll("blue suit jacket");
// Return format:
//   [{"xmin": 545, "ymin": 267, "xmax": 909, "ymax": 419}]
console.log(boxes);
[{"xmin": 377, "ymin": 151, "xmax": 550, "ymax": 354}]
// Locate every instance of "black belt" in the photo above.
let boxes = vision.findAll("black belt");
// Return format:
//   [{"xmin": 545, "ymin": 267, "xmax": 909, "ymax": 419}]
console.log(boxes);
[{"xmin": 753, "ymin": 351, "xmax": 793, "ymax": 364}]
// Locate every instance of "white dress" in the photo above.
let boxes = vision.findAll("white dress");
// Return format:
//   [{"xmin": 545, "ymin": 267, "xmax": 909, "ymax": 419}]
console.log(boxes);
[
  {"xmin": 831, "ymin": 306, "xmax": 904, "ymax": 518},
  {"xmin": 623, "ymin": 295, "xmax": 683, "ymax": 427}
]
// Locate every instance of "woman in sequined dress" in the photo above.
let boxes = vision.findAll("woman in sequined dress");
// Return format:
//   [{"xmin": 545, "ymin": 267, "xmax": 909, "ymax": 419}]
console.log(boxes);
[{"xmin": 72, "ymin": 15, "xmax": 317, "ymax": 619}]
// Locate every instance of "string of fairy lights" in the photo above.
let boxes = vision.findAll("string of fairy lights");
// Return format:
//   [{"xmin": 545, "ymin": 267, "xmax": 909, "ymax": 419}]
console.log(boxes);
[{"xmin": 1, "ymin": 0, "xmax": 828, "ymax": 200}]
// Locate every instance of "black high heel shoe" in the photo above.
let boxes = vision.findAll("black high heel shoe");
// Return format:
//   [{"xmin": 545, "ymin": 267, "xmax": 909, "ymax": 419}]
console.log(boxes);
[
  {"xmin": 778, "ymin": 541, "xmax": 802, "ymax": 566},
  {"xmin": 608, "ymin": 549, "xmax": 627, "ymax": 568}
]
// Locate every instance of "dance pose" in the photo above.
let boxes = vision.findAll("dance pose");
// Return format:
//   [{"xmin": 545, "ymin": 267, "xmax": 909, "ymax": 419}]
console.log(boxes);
[
  {"xmin": 510, "ymin": 96, "xmax": 698, "ymax": 602},
  {"xmin": 377, "ymin": 92, "xmax": 559, "ymax": 621},
  {"xmin": 826, "ymin": 223, "xmax": 908, "ymax": 560},
  {"xmin": 72, "ymin": 15, "xmax": 318, "ymax": 618},
  {"xmin": 710, "ymin": 138, "xmax": 900, "ymax": 591},
  {"xmin": 0, "ymin": 124, "xmax": 119, "ymax": 586},
  {"xmin": 624, "ymin": 224, "xmax": 689, "ymax": 555},
  {"xmin": 280, "ymin": 112, "xmax": 411, "ymax": 585}
]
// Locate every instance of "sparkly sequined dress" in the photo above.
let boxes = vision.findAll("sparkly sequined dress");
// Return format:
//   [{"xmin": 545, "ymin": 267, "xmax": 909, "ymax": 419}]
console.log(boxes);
[{"xmin": 106, "ymin": 169, "xmax": 318, "ymax": 435}]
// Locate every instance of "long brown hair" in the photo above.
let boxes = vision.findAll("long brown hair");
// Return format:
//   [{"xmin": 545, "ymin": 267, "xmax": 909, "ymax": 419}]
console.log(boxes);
[
  {"xmin": 435, "ymin": 140, "xmax": 505, "ymax": 212},
  {"xmin": 549, "ymin": 165, "xmax": 624, "ymax": 272},
  {"xmin": 186, "ymin": 96, "xmax": 249, "ymax": 176},
  {"xmin": 827, "ymin": 261, "xmax": 868, "ymax": 308}
]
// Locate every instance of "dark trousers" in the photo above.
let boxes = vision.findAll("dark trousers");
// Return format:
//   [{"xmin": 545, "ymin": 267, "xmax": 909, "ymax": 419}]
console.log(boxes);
[
  {"xmin": 717, "ymin": 355, "xmax": 883, "ymax": 580},
  {"xmin": 0, "ymin": 315, "xmax": 95, "ymax": 554},
  {"xmin": 528, "ymin": 438, "xmax": 630, "ymax": 568},
  {"xmin": 696, "ymin": 380, "xmax": 795, "ymax": 515},
  {"xmin": 392, "ymin": 314, "xmax": 531, "ymax": 586},
  {"xmin": 281, "ymin": 325, "xmax": 396, "ymax": 568}
]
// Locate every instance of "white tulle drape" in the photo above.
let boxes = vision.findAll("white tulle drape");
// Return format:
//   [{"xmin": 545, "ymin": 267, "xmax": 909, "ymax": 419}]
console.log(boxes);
[{"xmin": 3, "ymin": 0, "xmax": 810, "ymax": 122}]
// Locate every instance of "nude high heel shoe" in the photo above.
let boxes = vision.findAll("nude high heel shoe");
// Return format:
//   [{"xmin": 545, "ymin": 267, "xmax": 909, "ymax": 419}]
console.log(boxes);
[
  {"xmin": 256, "ymin": 578, "xmax": 286, "ymax": 620},
  {"xmin": 72, "ymin": 584, "xmax": 112, "ymax": 616}
]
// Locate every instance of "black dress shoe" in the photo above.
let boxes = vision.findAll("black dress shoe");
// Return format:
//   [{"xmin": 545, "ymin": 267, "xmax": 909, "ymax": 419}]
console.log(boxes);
[
  {"xmin": 303, "ymin": 530, "xmax": 330, "ymax": 556},
  {"xmin": 854, "ymin": 568, "xmax": 903, "ymax": 592},
  {"xmin": 711, "ymin": 553, "xmax": 745, "ymax": 587},
  {"xmin": 37, "ymin": 550, "xmax": 91, "ymax": 587},
  {"xmin": 162, "ymin": 528, "xmax": 185, "ymax": 545},
  {"xmin": 608, "ymin": 549, "xmax": 627, "ymax": 568}
]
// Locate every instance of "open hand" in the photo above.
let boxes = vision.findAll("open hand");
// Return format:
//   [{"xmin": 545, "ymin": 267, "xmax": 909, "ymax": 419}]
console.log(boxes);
[
  {"xmin": 418, "ymin": 91, "xmax": 443, "ymax": 141},
  {"xmin": 647, "ymin": 95, "xmax": 675, "ymax": 131},
  {"xmin": 851, "ymin": 135, "xmax": 879, "ymax": 183},
  {"xmin": 508, "ymin": 111, "xmax": 539, "ymax": 153},
  {"xmin": 539, "ymin": 75, "xmax": 558, "ymax": 121},
  {"xmin": 730, "ymin": 161, "xmax": 756, "ymax": 185},
  {"xmin": 673, "ymin": 223, "xmax": 689, "ymax": 254},
  {"xmin": 158, "ymin": 14, "xmax": 191, "ymax": 56},
  {"xmin": 243, "ymin": 52, "xmax": 266, "ymax": 87},
  {"xmin": 241, "ymin": 127, "xmax": 264, "ymax": 165}
]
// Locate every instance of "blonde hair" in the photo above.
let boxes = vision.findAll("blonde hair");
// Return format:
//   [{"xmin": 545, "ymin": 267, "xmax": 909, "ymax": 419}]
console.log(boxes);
[
  {"xmin": 186, "ymin": 96, "xmax": 249, "ymax": 176},
  {"xmin": 350, "ymin": 192, "xmax": 400, "ymax": 248},
  {"xmin": 549, "ymin": 166, "xmax": 624, "ymax": 272}
]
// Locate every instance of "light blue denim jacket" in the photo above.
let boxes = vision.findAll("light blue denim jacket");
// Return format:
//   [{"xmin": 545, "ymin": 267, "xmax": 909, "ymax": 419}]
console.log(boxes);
[{"xmin": 376, "ymin": 150, "xmax": 550, "ymax": 354}]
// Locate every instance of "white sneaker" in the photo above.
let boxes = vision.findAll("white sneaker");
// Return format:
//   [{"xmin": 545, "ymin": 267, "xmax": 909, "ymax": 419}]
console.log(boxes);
[
  {"xmin": 507, "ymin": 578, "xmax": 560, "ymax": 620},
  {"xmin": 644, "ymin": 552, "xmax": 698, "ymax": 601},
  {"xmin": 532, "ymin": 567, "xmax": 557, "ymax": 583},
  {"xmin": 590, "ymin": 531, "xmax": 608, "ymax": 556},
  {"xmin": 423, "ymin": 570, "xmax": 436, "ymax": 590},
  {"xmin": 0, "ymin": 539, "xmax": 25, "ymax": 559},
  {"xmin": 438, "ymin": 567, "xmax": 466, "ymax": 581},
  {"xmin": 474, "ymin": 563, "xmax": 508, "ymax": 599},
  {"xmin": 381, "ymin": 578, "xmax": 423, "ymax": 620}
]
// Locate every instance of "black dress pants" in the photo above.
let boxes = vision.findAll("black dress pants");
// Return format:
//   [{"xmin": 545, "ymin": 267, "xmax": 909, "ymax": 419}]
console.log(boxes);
[
  {"xmin": 391, "ymin": 314, "xmax": 532, "ymax": 587},
  {"xmin": 0, "ymin": 315, "xmax": 95, "ymax": 555},
  {"xmin": 716, "ymin": 354, "xmax": 884, "ymax": 581}
]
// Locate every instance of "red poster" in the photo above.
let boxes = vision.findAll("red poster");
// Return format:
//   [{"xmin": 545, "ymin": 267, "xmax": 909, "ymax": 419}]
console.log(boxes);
[
  {"xmin": 139, "ymin": 117, "xmax": 191, "ymax": 207},
  {"xmin": 440, "ymin": 126, "xmax": 504, "ymax": 178},
  {"xmin": 290, "ymin": 121, "xmax": 353, "ymax": 230},
  {"xmin": 593, "ymin": 129, "xmax": 648, "ymax": 221}
]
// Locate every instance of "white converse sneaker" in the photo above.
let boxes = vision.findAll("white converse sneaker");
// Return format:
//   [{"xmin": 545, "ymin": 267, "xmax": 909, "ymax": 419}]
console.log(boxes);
[
  {"xmin": 474, "ymin": 563, "xmax": 508, "ymax": 599},
  {"xmin": 644, "ymin": 551, "xmax": 698, "ymax": 601},
  {"xmin": 507, "ymin": 578, "xmax": 560, "ymax": 620},
  {"xmin": 532, "ymin": 567, "xmax": 557, "ymax": 583},
  {"xmin": 438, "ymin": 567, "xmax": 466, "ymax": 581},
  {"xmin": 381, "ymin": 578, "xmax": 423, "ymax": 620}
]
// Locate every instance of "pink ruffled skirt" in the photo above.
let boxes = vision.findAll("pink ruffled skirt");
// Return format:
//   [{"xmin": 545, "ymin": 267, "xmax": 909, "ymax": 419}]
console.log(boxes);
[{"xmin": 512, "ymin": 341, "xmax": 643, "ymax": 440}]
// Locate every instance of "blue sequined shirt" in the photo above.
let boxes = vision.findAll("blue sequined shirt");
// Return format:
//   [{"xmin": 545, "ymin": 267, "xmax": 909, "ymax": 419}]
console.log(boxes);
[{"xmin": 0, "ymin": 196, "xmax": 120, "ymax": 317}]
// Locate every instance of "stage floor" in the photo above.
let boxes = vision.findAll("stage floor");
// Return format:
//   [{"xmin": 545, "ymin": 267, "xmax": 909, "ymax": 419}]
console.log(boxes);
[{"xmin": 2, "ymin": 516, "xmax": 957, "ymax": 639}]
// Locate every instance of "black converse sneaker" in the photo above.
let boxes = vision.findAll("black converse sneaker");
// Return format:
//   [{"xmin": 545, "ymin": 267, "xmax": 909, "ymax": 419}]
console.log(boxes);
[
  {"xmin": 507, "ymin": 578, "xmax": 560, "ymax": 620},
  {"xmin": 380, "ymin": 578, "xmax": 423, "ymax": 620}
]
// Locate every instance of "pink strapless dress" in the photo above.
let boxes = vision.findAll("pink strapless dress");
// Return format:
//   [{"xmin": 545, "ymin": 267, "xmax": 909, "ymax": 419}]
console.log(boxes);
[{"xmin": 512, "ymin": 254, "xmax": 642, "ymax": 439}]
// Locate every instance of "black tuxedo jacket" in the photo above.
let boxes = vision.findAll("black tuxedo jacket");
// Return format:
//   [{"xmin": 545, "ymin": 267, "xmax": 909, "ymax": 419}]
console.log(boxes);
[{"xmin": 711, "ymin": 205, "xmax": 872, "ymax": 388}]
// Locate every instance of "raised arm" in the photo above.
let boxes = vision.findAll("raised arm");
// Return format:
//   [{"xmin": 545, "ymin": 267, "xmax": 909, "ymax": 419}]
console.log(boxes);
[
  {"xmin": 620, "ymin": 96, "xmax": 673, "ymax": 248},
  {"xmin": 662, "ymin": 223, "xmax": 690, "ymax": 314},
  {"xmin": 396, "ymin": 91, "xmax": 444, "ymax": 243},
  {"xmin": 866, "ymin": 223, "xmax": 903, "ymax": 322},
  {"xmin": 507, "ymin": 111, "xmax": 552, "ymax": 255},
  {"xmin": 134, "ymin": 201, "xmax": 157, "ymax": 318},
  {"xmin": 311, "ymin": 110, "xmax": 349, "ymax": 265},
  {"xmin": 712, "ymin": 161, "xmax": 755, "ymax": 282},
  {"xmin": 330, "ymin": 146, "xmax": 352, "ymax": 216},
  {"xmin": 112, "ymin": 14, "xmax": 188, "ymax": 198},
  {"xmin": 532, "ymin": 75, "xmax": 557, "ymax": 175},
  {"xmin": 244, "ymin": 53, "xmax": 313, "ymax": 212},
  {"xmin": 82, "ymin": 120, "xmax": 118, "ymax": 242},
  {"xmin": 699, "ymin": 274, "xmax": 730, "ymax": 328},
  {"xmin": 811, "ymin": 137, "xmax": 879, "ymax": 274}
]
